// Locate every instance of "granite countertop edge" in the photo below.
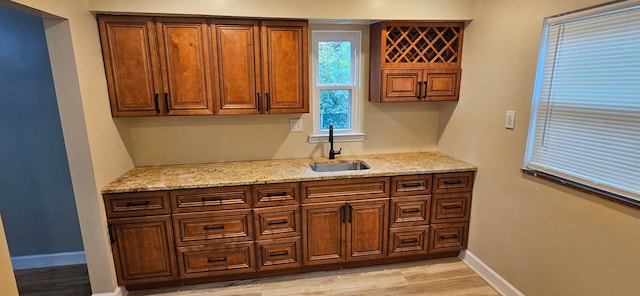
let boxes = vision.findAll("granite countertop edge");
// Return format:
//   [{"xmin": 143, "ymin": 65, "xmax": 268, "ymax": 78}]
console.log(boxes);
[{"xmin": 101, "ymin": 152, "xmax": 477, "ymax": 194}]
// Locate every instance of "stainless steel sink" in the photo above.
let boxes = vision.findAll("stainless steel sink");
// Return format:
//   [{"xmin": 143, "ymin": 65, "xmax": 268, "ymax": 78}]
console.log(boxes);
[{"xmin": 310, "ymin": 160, "xmax": 370, "ymax": 172}]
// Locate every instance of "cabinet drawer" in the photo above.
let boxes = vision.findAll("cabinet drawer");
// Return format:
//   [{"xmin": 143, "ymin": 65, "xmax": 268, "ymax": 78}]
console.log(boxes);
[
  {"xmin": 388, "ymin": 226, "xmax": 429, "ymax": 257},
  {"xmin": 428, "ymin": 223, "xmax": 468, "ymax": 253},
  {"xmin": 171, "ymin": 186, "xmax": 251, "ymax": 213},
  {"xmin": 391, "ymin": 175, "xmax": 432, "ymax": 197},
  {"xmin": 177, "ymin": 242, "xmax": 255, "ymax": 279},
  {"xmin": 390, "ymin": 196, "xmax": 431, "ymax": 227},
  {"xmin": 254, "ymin": 206, "xmax": 300, "ymax": 240},
  {"xmin": 256, "ymin": 237, "xmax": 301, "ymax": 272},
  {"xmin": 173, "ymin": 210, "xmax": 252, "ymax": 246},
  {"xmin": 301, "ymin": 177, "xmax": 389, "ymax": 203},
  {"xmin": 253, "ymin": 183, "xmax": 300, "ymax": 207},
  {"xmin": 433, "ymin": 172, "xmax": 474, "ymax": 193},
  {"xmin": 431, "ymin": 193, "xmax": 471, "ymax": 224},
  {"xmin": 104, "ymin": 191, "xmax": 170, "ymax": 218}
]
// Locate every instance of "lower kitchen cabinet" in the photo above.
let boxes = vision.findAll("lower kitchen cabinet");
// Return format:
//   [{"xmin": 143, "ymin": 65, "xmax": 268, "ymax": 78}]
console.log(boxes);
[
  {"xmin": 302, "ymin": 199, "xmax": 388, "ymax": 265},
  {"xmin": 109, "ymin": 215, "xmax": 178, "ymax": 285}
]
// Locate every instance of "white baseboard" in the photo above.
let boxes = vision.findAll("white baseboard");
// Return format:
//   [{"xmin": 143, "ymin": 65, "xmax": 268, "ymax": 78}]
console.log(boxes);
[
  {"xmin": 11, "ymin": 251, "xmax": 86, "ymax": 270},
  {"xmin": 93, "ymin": 286, "xmax": 125, "ymax": 296},
  {"xmin": 459, "ymin": 250, "xmax": 526, "ymax": 296}
]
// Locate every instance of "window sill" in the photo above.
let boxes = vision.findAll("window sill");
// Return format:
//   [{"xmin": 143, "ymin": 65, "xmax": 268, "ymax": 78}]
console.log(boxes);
[
  {"xmin": 521, "ymin": 168, "xmax": 640, "ymax": 209},
  {"xmin": 308, "ymin": 133, "xmax": 365, "ymax": 143}
]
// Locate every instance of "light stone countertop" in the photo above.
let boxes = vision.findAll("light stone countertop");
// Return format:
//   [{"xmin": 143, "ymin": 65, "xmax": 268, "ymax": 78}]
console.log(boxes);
[{"xmin": 101, "ymin": 152, "xmax": 477, "ymax": 193}]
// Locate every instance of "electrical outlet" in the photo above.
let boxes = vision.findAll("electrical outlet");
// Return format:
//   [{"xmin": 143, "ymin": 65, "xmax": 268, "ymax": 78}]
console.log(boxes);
[
  {"xmin": 505, "ymin": 111, "xmax": 516, "ymax": 129},
  {"xmin": 290, "ymin": 118, "xmax": 303, "ymax": 132}
]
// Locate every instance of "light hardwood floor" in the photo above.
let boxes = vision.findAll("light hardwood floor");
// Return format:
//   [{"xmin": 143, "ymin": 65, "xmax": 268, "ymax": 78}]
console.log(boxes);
[{"xmin": 129, "ymin": 258, "xmax": 499, "ymax": 296}]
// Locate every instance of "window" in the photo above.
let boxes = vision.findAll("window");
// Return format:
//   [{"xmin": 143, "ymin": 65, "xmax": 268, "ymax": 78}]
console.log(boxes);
[
  {"xmin": 524, "ymin": 1, "xmax": 640, "ymax": 206},
  {"xmin": 309, "ymin": 30, "xmax": 364, "ymax": 142}
]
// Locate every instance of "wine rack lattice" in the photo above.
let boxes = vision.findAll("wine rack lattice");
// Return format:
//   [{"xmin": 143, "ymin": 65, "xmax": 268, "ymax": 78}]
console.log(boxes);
[{"xmin": 385, "ymin": 26, "xmax": 460, "ymax": 64}]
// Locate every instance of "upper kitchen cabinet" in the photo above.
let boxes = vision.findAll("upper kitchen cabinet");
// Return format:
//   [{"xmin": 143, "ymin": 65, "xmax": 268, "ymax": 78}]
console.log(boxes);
[
  {"xmin": 369, "ymin": 21, "xmax": 464, "ymax": 102},
  {"xmin": 211, "ymin": 19, "xmax": 308, "ymax": 114},
  {"xmin": 99, "ymin": 16, "xmax": 214, "ymax": 117}
]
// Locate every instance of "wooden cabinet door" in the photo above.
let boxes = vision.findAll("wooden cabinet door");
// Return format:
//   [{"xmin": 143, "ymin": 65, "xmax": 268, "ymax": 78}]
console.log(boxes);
[
  {"xmin": 302, "ymin": 202, "xmax": 345, "ymax": 266},
  {"xmin": 99, "ymin": 16, "xmax": 162, "ymax": 117},
  {"xmin": 260, "ymin": 21, "xmax": 308, "ymax": 113},
  {"xmin": 109, "ymin": 215, "xmax": 177, "ymax": 285},
  {"xmin": 380, "ymin": 69, "xmax": 424, "ymax": 102},
  {"xmin": 210, "ymin": 20, "xmax": 261, "ymax": 114},
  {"xmin": 156, "ymin": 18, "xmax": 214, "ymax": 115},
  {"xmin": 346, "ymin": 199, "xmax": 388, "ymax": 261},
  {"xmin": 424, "ymin": 70, "xmax": 461, "ymax": 101}
]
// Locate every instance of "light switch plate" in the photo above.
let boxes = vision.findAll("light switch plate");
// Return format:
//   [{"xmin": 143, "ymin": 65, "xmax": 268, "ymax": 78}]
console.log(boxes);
[
  {"xmin": 505, "ymin": 111, "xmax": 516, "ymax": 129},
  {"xmin": 290, "ymin": 118, "xmax": 303, "ymax": 132}
]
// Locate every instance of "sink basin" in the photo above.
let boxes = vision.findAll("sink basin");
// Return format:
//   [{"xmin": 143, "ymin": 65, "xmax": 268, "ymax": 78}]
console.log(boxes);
[{"xmin": 310, "ymin": 160, "xmax": 370, "ymax": 172}]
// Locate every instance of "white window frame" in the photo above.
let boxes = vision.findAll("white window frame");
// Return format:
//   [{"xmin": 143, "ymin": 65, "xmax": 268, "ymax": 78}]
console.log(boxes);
[
  {"xmin": 309, "ymin": 30, "xmax": 365, "ymax": 143},
  {"xmin": 524, "ymin": 0, "xmax": 640, "ymax": 207}
]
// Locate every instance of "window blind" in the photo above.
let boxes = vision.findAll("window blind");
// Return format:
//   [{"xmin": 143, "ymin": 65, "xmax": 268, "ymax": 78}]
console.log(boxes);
[{"xmin": 524, "ymin": 1, "xmax": 640, "ymax": 205}]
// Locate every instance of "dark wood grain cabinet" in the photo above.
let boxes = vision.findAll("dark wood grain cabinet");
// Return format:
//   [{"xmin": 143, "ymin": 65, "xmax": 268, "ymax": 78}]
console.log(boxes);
[
  {"xmin": 103, "ymin": 171, "xmax": 473, "ymax": 289},
  {"xmin": 370, "ymin": 21, "xmax": 464, "ymax": 102}
]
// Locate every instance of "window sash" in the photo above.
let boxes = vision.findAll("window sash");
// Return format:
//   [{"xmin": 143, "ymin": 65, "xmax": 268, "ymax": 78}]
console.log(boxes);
[{"xmin": 524, "ymin": 1, "xmax": 640, "ymax": 205}]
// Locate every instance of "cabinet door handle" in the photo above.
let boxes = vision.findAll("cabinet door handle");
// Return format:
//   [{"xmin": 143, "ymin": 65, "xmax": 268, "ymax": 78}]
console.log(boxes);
[
  {"xmin": 257, "ymin": 92, "xmax": 262, "ymax": 111},
  {"xmin": 417, "ymin": 81, "xmax": 422, "ymax": 100},
  {"xmin": 443, "ymin": 204, "xmax": 463, "ymax": 210},
  {"xmin": 207, "ymin": 257, "xmax": 227, "ymax": 263},
  {"xmin": 422, "ymin": 81, "xmax": 428, "ymax": 99},
  {"xmin": 265, "ymin": 192, "xmax": 288, "ymax": 198},
  {"xmin": 341, "ymin": 205, "xmax": 346, "ymax": 224},
  {"xmin": 153, "ymin": 93, "xmax": 160, "ymax": 113},
  {"xmin": 267, "ymin": 219, "xmax": 289, "ymax": 226},
  {"xmin": 201, "ymin": 197, "xmax": 222, "ymax": 202},
  {"xmin": 125, "ymin": 200, "xmax": 150, "ymax": 207},
  {"xmin": 444, "ymin": 180, "xmax": 464, "ymax": 185},
  {"xmin": 401, "ymin": 208, "xmax": 421, "ymax": 213},
  {"xmin": 400, "ymin": 238, "xmax": 420, "ymax": 244},
  {"xmin": 347, "ymin": 204, "xmax": 352, "ymax": 223},
  {"xmin": 164, "ymin": 93, "xmax": 170, "ymax": 113},
  {"xmin": 402, "ymin": 182, "xmax": 423, "ymax": 188},
  {"xmin": 265, "ymin": 92, "xmax": 270, "ymax": 111},
  {"xmin": 440, "ymin": 234, "xmax": 459, "ymax": 240},
  {"xmin": 108, "ymin": 224, "xmax": 116, "ymax": 244},
  {"xmin": 203, "ymin": 224, "xmax": 225, "ymax": 230},
  {"xmin": 269, "ymin": 251, "xmax": 289, "ymax": 257}
]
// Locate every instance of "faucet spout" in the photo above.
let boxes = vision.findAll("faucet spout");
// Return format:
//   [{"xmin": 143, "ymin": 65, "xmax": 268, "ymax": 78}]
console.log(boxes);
[{"xmin": 329, "ymin": 124, "xmax": 341, "ymax": 159}]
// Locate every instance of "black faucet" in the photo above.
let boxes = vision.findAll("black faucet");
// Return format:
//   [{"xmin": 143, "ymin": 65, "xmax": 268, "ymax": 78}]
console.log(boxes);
[{"xmin": 329, "ymin": 124, "xmax": 342, "ymax": 159}]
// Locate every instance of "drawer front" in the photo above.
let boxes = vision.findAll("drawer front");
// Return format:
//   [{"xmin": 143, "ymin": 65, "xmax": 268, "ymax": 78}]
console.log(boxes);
[
  {"xmin": 253, "ymin": 183, "xmax": 300, "ymax": 207},
  {"xmin": 301, "ymin": 177, "xmax": 389, "ymax": 203},
  {"xmin": 391, "ymin": 175, "xmax": 432, "ymax": 197},
  {"xmin": 390, "ymin": 196, "xmax": 431, "ymax": 227},
  {"xmin": 433, "ymin": 172, "xmax": 474, "ymax": 193},
  {"xmin": 104, "ymin": 191, "xmax": 170, "ymax": 218},
  {"xmin": 256, "ymin": 237, "xmax": 301, "ymax": 272},
  {"xmin": 173, "ymin": 210, "xmax": 252, "ymax": 246},
  {"xmin": 428, "ymin": 223, "xmax": 468, "ymax": 253},
  {"xmin": 388, "ymin": 226, "xmax": 429, "ymax": 257},
  {"xmin": 254, "ymin": 206, "xmax": 300, "ymax": 240},
  {"xmin": 431, "ymin": 193, "xmax": 472, "ymax": 224},
  {"xmin": 177, "ymin": 242, "xmax": 255, "ymax": 278},
  {"xmin": 171, "ymin": 186, "xmax": 251, "ymax": 213}
]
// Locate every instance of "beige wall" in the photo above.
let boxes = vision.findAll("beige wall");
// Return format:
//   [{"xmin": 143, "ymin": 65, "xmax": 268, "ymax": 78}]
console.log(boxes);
[
  {"xmin": 439, "ymin": 0, "xmax": 640, "ymax": 295},
  {"xmin": 0, "ymin": 215, "xmax": 18, "ymax": 296}
]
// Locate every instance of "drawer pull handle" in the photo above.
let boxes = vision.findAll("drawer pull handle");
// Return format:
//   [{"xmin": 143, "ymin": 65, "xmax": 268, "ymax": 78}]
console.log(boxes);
[
  {"xmin": 401, "ymin": 208, "xmax": 421, "ymax": 213},
  {"xmin": 402, "ymin": 182, "xmax": 423, "ymax": 188},
  {"xmin": 204, "ymin": 225, "xmax": 225, "ymax": 230},
  {"xmin": 443, "ymin": 204, "xmax": 463, "ymax": 210},
  {"xmin": 267, "ymin": 220, "xmax": 289, "ymax": 226},
  {"xmin": 400, "ymin": 238, "xmax": 420, "ymax": 244},
  {"xmin": 265, "ymin": 192, "xmax": 288, "ymax": 197},
  {"xmin": 125, "ymin": 201, "xmax": 150, "ymax": 207},
  {"xmin": 269, "ymin": 251, "xmax": 289, "ymax": 257},
  {"xmin": 207, "ymin": 257, "xmax": 227, "ymax": 263},
  {"xmin": 443, "ymin": 180, "xmax": 464, "ymax": 185},
  {"xmin": 201, "ymin": 197, "xmax": 222, "ymax": 202},
  {"xmin": 440, "ymin": 234, "xmax": 459, "ymax": 240}
]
